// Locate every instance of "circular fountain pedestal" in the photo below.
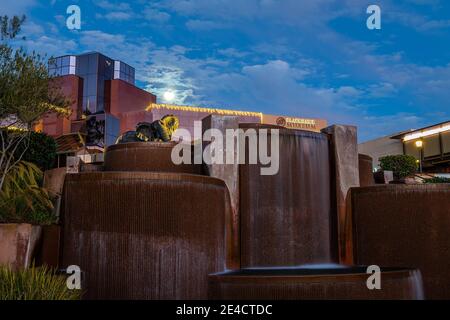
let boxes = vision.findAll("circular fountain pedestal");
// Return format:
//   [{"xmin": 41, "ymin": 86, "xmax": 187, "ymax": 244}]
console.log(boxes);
[
  {"xmin": 62, "ymin": 172, "xmax": 235, "ymax": 299},
  {"xmin": 104, "ymin": 142, "xmax": 202, "ymax": 174},
  {"xmin": 239, "ymin": 124, "xmax": 335, "ymax": 267},
  {"xmin": 208, "ymin": 266, "xmax": 424, "ymax": 300}
]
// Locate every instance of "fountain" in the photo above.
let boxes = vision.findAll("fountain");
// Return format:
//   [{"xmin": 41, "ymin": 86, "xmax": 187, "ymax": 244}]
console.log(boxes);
[
  {"xmin": 104, "ymin": 142, "xmax": 202, "ymax": 174},
  {"xmin": 209, "ymin": 266, "xmax": 423, "ymax": 300},
  {"xmin": 350, "ymin": 184, "xmax": 450, "ymax": 299},
  {"xmin": 62, "ymin": 171, "xmax": 236, "ymax": 299},
  {"xmin": 207, "ymin": 123, "xmax": 423, "ymax": 300},
  {"xmin": 358, "ymin": 154, "xmax": 375, "ymax": 187},
  {"xmin": 60, "ymin": 119, "xmax": 425, "ymax": 299},
  {"xmin": 239, "ymin": 124, "xmax": 335, "ymax": 267}
]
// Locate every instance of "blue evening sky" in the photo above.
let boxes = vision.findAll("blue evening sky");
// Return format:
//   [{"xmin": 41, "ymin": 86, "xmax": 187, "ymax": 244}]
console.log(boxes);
[{"xmin": 1, "ymin": 0, "xmax": 449, "ymax": 141}]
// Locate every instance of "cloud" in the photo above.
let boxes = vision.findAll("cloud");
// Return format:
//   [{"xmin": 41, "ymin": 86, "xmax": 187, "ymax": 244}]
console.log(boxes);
[
  {"xmin": 141, "ymin": 54, "xmax": 363, "ymax": 122},
  {"xmin": 143, "ymin": 8, "xmax": 171, "ymax": 23},
  {"xmin": 217, "ymin": 48, "xmax": 249, "ymax": 58},
  {"xmin": 8, "ymin": 0, "xmax": 449, "ymax": 142},
  {"xmin": 93, "ymin": 1, "xmax": 131, "ymax": 11},
  {"xmin": 18, "ymin": 35, "xmax": 78, "ymax": 56},
  {"xmin": 98, "ymin": 11, "xmax": 133, "ymax": 21},
  {"xmin": 0, "ymin": 0, "xmax": 36, "ymax": 16},
  {"xmin": 185, "ymin": 19, "xmax": 225, "ymax": 31},
  {"xmin": 77, "ymin": 30, "xmax": 154, "ymax": 75},
  {"xmin": 359, "ymin": 113, "xmax": 424, "ymax": 141},
  {"xmin": 80, "ymin": 30, "xmax": 125, "ymax": 45},
  {"xmin": 157, "ymin": 0, "xmax": 373, "ymax": 28},
  {"xmin": 367, "ymin": 82, "xmax": 398, "ymax": 98},
  {"xmin": 21, "ymin": 20, "xmax": 45, "ymax": 36},
  {"xmin": 418, "ymin": 19, "xmax": 450, "ymax": 31},
  {"xmin": 93, "ymin": 1, "xmax": 135, "ymax": 21}
]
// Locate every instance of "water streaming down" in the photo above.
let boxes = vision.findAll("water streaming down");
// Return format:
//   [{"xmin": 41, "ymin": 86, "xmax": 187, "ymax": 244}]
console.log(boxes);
[
  {"xmin": 62, "ymin": 171, "xmax": 235, "ymax": 299},
  {"xmin": 104, "ymin": 142, "xmax": 202, "ymax": 174},
  {"xmin": 351, "ymin": 184, "xmax": 450, "ymax": 299},
  {"xmin": 208, "ymin": 267, "xmax": 424, "ymax": 300},
  {"xmin": 60, "ymin": 123, "xmax": 426, "ymax": 300},
  {"xmin": 239, "ymin": 124, "xmax": 336, "ymax": 267},
  {"xmin": 209, "ymin": 123, "xmax": 424, "ymax": 299},
  {"xmin": 358, "ymin": 154, "xmax": 375, "ymax": 187}
]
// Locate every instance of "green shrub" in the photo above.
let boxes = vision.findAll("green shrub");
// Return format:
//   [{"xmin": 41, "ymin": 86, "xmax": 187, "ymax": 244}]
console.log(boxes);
[
  {"xmin": 379, "ymin": 154, "xmax": 417, "ymax": 179},
  {"xmin": 0, "ymin": 266, "xmax": 80, "ymax": 300},
  {"xmin": 0, "ymin": 160, "xmax": 56, "ymax": 225},
  {"xmin": 14, "ymin": 131, "xmax": 57, "ymax": 171},
  {"xmin": 423, "ymin": 176, "xmax": 450, "ymax": 184}
]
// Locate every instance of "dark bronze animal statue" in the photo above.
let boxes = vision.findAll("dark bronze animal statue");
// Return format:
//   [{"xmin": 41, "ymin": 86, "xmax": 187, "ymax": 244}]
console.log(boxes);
[{"xmin": 116, "ymin": 115, "xmax": 179, "ymax": 144}]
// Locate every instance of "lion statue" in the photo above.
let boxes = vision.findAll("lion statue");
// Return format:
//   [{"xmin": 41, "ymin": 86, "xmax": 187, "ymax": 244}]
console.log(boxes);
[{"xmin": 116, "ymin": 115, "xmax": 179, "ymax": 144}]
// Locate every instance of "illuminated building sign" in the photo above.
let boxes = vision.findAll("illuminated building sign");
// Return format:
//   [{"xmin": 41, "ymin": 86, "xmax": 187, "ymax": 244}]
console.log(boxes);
[
  {"xmin": 275, "ymin": 116, "xmax": 316, "ymax": 129},
  {"xmin": 145, "ymin": 104, "xmax": 328, "ymax": 134},
  {"xmin": 262, "ymin": 114, "xmax": 327, "ymax": 132}
]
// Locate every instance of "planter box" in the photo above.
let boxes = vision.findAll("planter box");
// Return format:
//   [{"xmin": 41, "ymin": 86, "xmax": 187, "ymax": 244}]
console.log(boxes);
[{"xmin": 0, "ymin": 224, "xmax": 42, "ymax": 270}]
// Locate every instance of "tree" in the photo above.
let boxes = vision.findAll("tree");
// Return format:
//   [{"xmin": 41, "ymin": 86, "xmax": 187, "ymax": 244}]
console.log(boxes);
[
  {"xmin": 14, "ymin": 131, "xmax": 57, "ymax": 171},
  {"xmin": 0, "ymin": 15, "xmax": 71, "ymax": 191}
]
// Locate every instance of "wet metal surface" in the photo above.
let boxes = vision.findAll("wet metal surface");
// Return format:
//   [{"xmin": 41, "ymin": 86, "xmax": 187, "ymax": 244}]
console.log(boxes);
[
  {"xmin": 321, "ymin": 125, "xmax": 359, "ymax": 264},
  {"xmin": 61, "ymin": 172, "xmax": 235, "ymax": 299},
  {"xmin": 358, "ymin": 154, "xmax": 375, "ymax": 187},
  {"xmin": 351, "ymin": 184, "xmax": 450, "ymax": 299},
  {"xmin": 239, "ymin": 124, "xmax": 336, "ymax": 267},
  {"xmin": 208, "ymin": 266, "xmax": 424, "ymax": 300},
  {"xmin": 104, "ymin": 142, "xmax": 202, "ymax": 174}
]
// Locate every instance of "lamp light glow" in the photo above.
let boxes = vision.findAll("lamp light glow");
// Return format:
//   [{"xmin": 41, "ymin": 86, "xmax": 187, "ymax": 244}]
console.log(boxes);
[
  {"xmin": 403, "ymin": 124, "xmax": 450, "ymax": 141},
  {"xmin": 146, "ymin": 103, "xmax": 263, "ymax": 119},
  {"xmin": 415, "ymin": 140, "xmax": 423, "ymax": 148}
]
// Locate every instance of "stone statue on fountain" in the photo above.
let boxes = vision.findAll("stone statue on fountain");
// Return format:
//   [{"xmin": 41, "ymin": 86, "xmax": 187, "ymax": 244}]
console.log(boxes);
[{"xmin": 116, "ymin": 115, "xmax": 179, "ymax": 144}]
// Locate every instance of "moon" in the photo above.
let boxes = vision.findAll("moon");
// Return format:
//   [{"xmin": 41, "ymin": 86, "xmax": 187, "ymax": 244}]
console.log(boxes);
[{"xmin": 163, "ymin": 91, "xmax": 175, "ymax": 102}]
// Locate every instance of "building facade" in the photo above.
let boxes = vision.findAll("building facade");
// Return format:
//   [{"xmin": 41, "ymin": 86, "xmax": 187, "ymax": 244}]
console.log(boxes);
[
  {"xmin": 359, "ymin": 121, "xmax": 450, "ymax": 172},
  {"xmin": 39, "ymin": 52, "xmax": 328, "ymax": 165},
  {"xmin": 392, "ymin": 121, "xmax": 450, "ymax": 172},
  {"xmin": 358, "ymin": 132, "xmax": 405, "ymax": 168},
  {"xmin": 40, "ymin": 52, "xmax": 156, "ymax": 150}
]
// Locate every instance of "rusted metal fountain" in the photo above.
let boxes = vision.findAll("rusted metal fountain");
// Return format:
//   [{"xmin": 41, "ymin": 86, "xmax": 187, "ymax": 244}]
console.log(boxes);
[{"xmin": 59, "ymin": 116, "xmax": 437, "ymax": 299}]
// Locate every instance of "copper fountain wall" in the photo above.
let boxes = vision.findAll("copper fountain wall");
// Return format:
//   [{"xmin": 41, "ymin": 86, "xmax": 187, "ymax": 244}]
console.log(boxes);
[
  {"xmin": 351, "ymin": 184, "xmax": 450, "ymax": 299},
  {"xmin": 209, "ymin": 267, "xmax": 424, "ymax": 300},
  {"xmin": 104, "ymin": 142, "xmax": 202, "ymax": 174},
  {"xmin": 59, "ymin": 123, "xmax": 428, "ymax": 300},
  {"xmin": 358, "ymin": 154, "xmax": 375, "ymax": 187},
  {"xmin": 61, "ymin": 171, "xmax": 235, "ymax": 299},
  {"xmin": 238, "ymin": 123, "xmax": 336, "ymax": 267}
]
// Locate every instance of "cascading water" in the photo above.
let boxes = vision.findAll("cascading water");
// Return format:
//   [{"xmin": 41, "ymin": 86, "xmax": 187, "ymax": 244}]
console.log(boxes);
[
  {"xmin": 62, "ymin": 171, "xmax": 235, "ymax": 299},
  {"xmin": 351, "ymin": 184, "xmax": 450, "ymax": 299},
  {"xmin": 60, "ymin": 122, "xmax": 426, "ymax": 299},
  {"xmin": 239, "ymin": 124, "xmax": 335, "ymax": 267}
]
